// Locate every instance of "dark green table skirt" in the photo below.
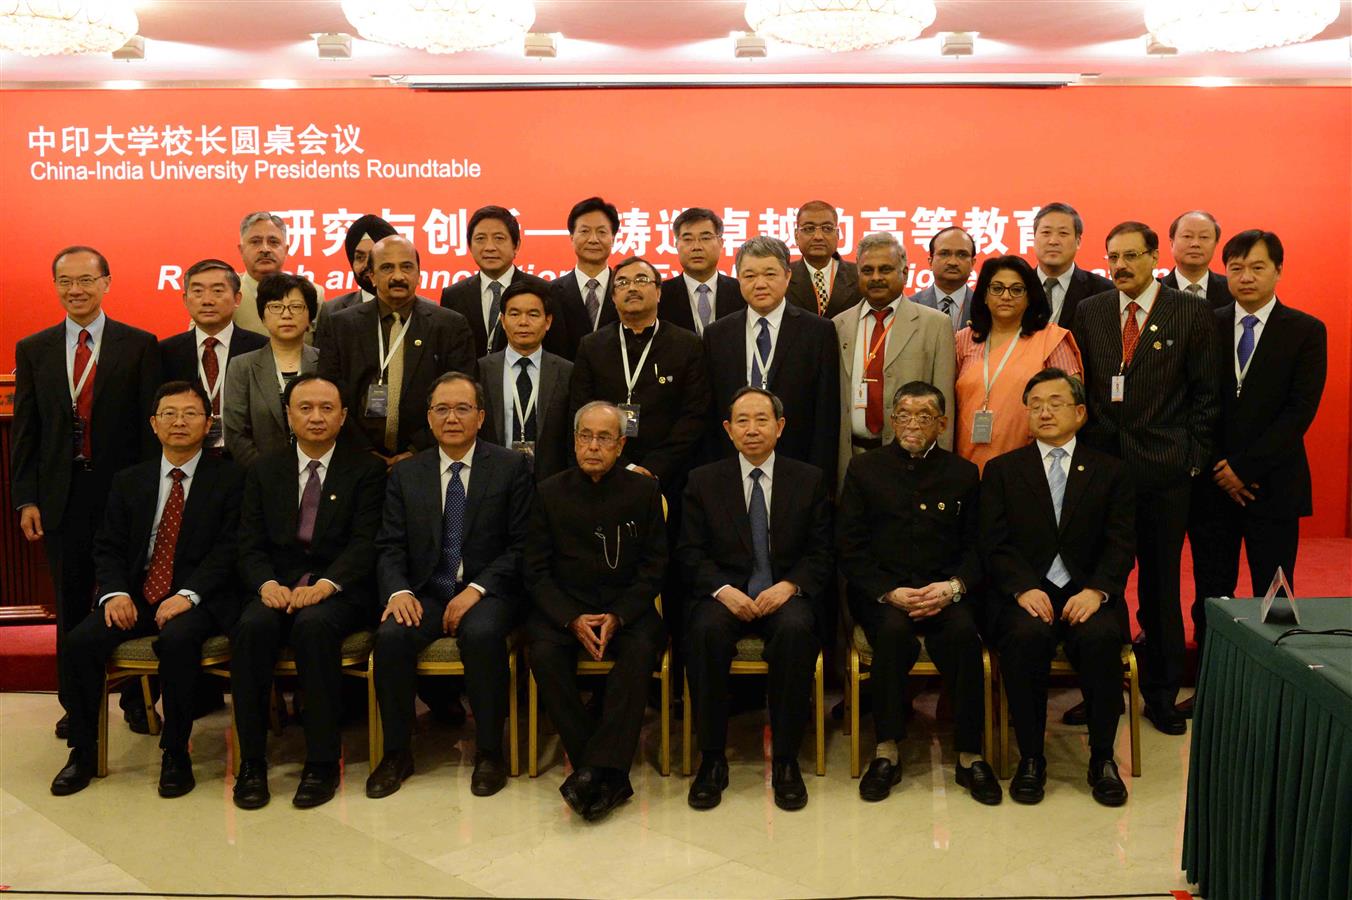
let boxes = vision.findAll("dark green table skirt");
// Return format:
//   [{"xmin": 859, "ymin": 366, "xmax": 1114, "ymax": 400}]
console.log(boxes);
[{"xmin": 1183, "ymin": 596, "xmax": 1352, "ymax": 899}]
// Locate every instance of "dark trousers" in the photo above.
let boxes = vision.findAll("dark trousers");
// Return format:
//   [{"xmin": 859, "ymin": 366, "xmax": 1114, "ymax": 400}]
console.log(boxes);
[
  {"xmin": 526, "ymin": 610, "xmax": 664, "ymax": 772},
  {"xmin": 852, "ymin": 597, "xmax": 984, "ymax": 753},
  {"xmin": 230, "ymin": 594, "xmax": 368, "ymax": 763},
  {"xmin": 373, "ymin": 593, "xmax": 519, "ymax": 754},
  {"xmin": 43, "ymin": 467, "xmax": 103, "ymax": 704},
  {"xmin": 1133, "ymin": 478, "xmax": 1190, "ymax": 709},
  {"xmin": 996, "ymin": 581, "xmax": 1124, "ymax": 761},
  {"xmin": 685, "ymin": 595, "xmax": 819, "ymax": 759},
  {"xmin": 58, "ymin": 598, "xmax": 219, "ymax": 756}
]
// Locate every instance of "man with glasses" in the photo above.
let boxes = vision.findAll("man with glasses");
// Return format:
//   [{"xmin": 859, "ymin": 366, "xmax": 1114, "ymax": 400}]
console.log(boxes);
[
  {"xmin": 233, "ymin": 211, "xmax": 326, "ymax": 337},
  {"xmin": 525, "ymin": 401, "xmax": 669, "ymax": 821},
  {"xmin": 367, "ymin": 372, "xmax": 533, "ymax": 799},
  {"xmin": 13, "ymin": 245, "xmax": 160, "ymax": 740},
  {"xmin": 1071, "ymin": 222, "xmax": 1218, "ymax": 736},
  {"xmin": 914, "ymin": 227, "xmax": 978, "ymax": 331},
  {"xmin": 657, "ymin": 207, "xmax": 744, "ymax": 335},
  {"xmin": 981, "ymin": 368, "xmax": 1135, "ymax": 807},
  {"xmin": 786, "ymin": 200, "xmax": 859, "ymax": 318},
  {"xmin": 837, "ymin": 382, "xmax": 998, "ymax": 805},
  {"xmin": 548, "ymin": 196, "xmax": 621, "ymax": 359}
]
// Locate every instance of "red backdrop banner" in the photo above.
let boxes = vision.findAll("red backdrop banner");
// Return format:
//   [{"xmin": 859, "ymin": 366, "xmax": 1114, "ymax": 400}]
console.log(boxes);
[{"xmin": 2, "ymin": 85, "xmax": 1348, "ymax": 536}]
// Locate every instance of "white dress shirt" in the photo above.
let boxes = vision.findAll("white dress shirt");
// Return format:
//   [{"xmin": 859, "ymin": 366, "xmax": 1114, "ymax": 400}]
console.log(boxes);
[
  {"xmin": 195, "ymin": 322, "xmax": 233, "ymax": 446},
  {"xmin": 1234, "ymin": 295, "xmax": 1277, "ymax": 380},
  {"xmin": 501, "ymin": 345, "xmax": 543, "ymax": 443},
  {"xmin": 713, "ymin": 453, "xmax": 777, "ymax": 599},
  {"xmin": 575, "ymin": 266, "xmax": 611, "ymax": 330},
  {"xmin": 683, "ymin": 271, "xmax": 719, "ymax": 335},
  {"xmin": 1037, "ymin": 266, "xmax": 1075, "ymax": 324},
  {"xmin": 65, "ymin": 310, "xmax": 106, "ymax": 394},
  {"xmin": 480, "ymin": 266, "xmax": 515, "ymax": 335},
  {"xmin": 1119, "ymin": 279, "xmax": 1161, "ymax": 331},
  {"xmin": 850, "ymin": 298, "xmax": 901, "ymax": 438},
  {"xmin": 99, "ymin": 449, "xmax": 204, "ymax": 606},
  {"xmin": 1033, "ymin": 436, "xmax": 1106, "ymax": 602},
  {"xmin": 295, "ymin": 444, "xmax": 341, "ymax": 594},
  {"xmin": 745, "ymin": 299, "xmax": 788, "ymax": 385},
  {"xmin": 1174, "ymin": 269, "xmax": 1210, "ymax": 295}
]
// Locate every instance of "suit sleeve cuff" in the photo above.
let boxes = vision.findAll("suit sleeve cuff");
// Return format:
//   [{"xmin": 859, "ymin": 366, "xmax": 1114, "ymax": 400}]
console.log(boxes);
[
  {"xmin": 318, "ymin": 578, "xmax": 342, "ymax": 594},
  {"xmin": 177, "ymin": 590, "xmax": 201, "ymax": 607},
  {"xmin": 98, "ymin": 592, "xmax": 130, "ymax": 607},
  {"xmin": 386, "ymin": 590, "xmax": 415, "ymax": 607}
]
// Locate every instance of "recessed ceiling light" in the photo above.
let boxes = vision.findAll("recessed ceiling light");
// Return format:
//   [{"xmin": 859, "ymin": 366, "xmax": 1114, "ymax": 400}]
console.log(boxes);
[
  {"xmin": 734, "ymin": 32, "xmax": 767, "ymax": 58},
  {"xmin": 112, "ymin": 35, "xmax": 144, "ymax": 60},
  {"xmin": 940, "ymin": 32, "xmax": 975, "ymax": 57},
  {"xmin": 316, "ymin": 33, "xmax": 352, "ymax": 59},
  {"xmin": 524, "ymin": 32, "xmax": 557, "ymax": 58}
]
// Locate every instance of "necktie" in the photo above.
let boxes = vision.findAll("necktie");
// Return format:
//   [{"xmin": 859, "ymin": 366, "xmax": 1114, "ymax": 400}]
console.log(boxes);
[
  {"xmin": 488, "ymin": 281, "xmax": 503, "ymax": 338},
  {"xmin": 585, "ymin": 278, "xmax": 601, "ymax": 329},
  {"xmin": 1044, "ymin": 278, "xmax": 1059, "ymax": 321},
  {"xmin": 429, "ymin": 461, "xmax": 466, "ymax": 601},
  {"xmin": 143, "ymin": 468, "xmax": 186, "ymax": 603},
  {"xmin": 866, "ymin": 309, "xmax": 889, "ymax": 435},
  {"xmin": 73, "ymin": 328, "xmax": 95, "ymax": 459},
  {"xmin": 1045, "ymin": 448, "xmax": 1071, "ymax": 587},
  {"xmin": 383, "ymin": 311, "xmax": 404, "ymax": 453},
  {"xmin": 201, "ymin": 336, "xmax": 220, "ymax": 412},
  {"xmin": 1237, "ymin": 314, "xmax": 1259, "ymax": 369},
  {"xmin": 515, "ymin": 357, "xmax": 536, "ymax": 441},
  {"xmin": 696, "ymin": 283, "xmax": 712, "ymax": 331},
  {"xmin": 750, "ymin": 317, "xmax": 771, "ymax": 388},
  {"xmin": 1186, "ymin": 283, "xmax": 1204, "ymax": 296},
  {"xmin": 811, "ymin": 268, "xmax": 829, "ymax": 316},
  {"xmin": 747, "ymin": 468, "xmax": 772, "ymax": 597},
  {"xmin": 1121, "ymin": 301, "xmax": 1142, "ymax": 367},
  {"xmin": 297, "ymin": 459, "xmax": 322, "ymax": 546},
  {"xmin": 939, "ymin": 295, "xmax": 953, "ymax": 318}
]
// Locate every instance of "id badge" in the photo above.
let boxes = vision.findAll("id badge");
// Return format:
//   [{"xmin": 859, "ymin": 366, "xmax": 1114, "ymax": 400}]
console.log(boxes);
[
  {"xmin": 512, "ymin": 440, "xmax": 536, "ymax": 458},
  {"xmin": 364, "ymin": 382, "xmax": 389, "ymax": 417},
  {"xmin": 206, "ymin": 416, "xmax": 223, "ymax": 446},
  {"xmin": 619, "ymin": 403, "xmax": 640, "ymax": 437},
  {"xmin": 971, "ymin": 409, "xmax": 994, "ymax": 444},
  {"xmin": 1110, "ymin": 375, "xmax": 1125, "ymax": 403},
  {"xmin": 853, "ymin": 381, "xmax": 869, "ymax": 409},
  {"xmin": 70, "ymin": 407, "xmax": 86, "ymax": 457}
]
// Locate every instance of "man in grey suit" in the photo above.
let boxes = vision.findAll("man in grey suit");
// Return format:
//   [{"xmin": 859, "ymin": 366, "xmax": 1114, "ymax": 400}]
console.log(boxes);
[
  {"xmin": 478, "ymin": 276, "xmax": 574, "ymax": 481},
  {"xmin": 314, "ymin": 214, "xmax": 399, "ymax": 343},
  {"xmin": 832, "ymin": 233, "xmax": 956, "ymax": 487},
  {"xmin": 912, "ymin": 227, "xmax": 976, "ymax": 331},
  {"xmin": 368, "ymin": 372, "xmax": 533, "ymax": 799},
  {"xmin": 786, "ymin": 200, "xmax": 859, "ymax": 318}
]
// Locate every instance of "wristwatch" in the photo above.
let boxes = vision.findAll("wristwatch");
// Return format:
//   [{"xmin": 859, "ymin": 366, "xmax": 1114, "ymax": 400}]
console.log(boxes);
[{"xmin": 948, "ymin": 577, "xmax": 963, "ymax": 603}]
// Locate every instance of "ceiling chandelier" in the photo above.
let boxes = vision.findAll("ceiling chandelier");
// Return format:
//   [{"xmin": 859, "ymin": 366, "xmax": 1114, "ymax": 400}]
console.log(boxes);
[
  {"xmin": 744, "ymin": 0, "xmax": 937, "ymax": 52},
  {"xmin": 1144, "ymin": 0, "xmax": 1340, "ymax": 53},
  {"xmin": 0, "ymin": 0, "xmax": 138, "ymax": 56},
  {"xmin": 341, "ymin": 0, "xmax": 535, "ymax": 55}
]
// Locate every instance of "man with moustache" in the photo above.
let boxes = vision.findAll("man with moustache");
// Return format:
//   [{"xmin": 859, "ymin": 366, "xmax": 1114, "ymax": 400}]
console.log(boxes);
[
  {"xmin": 316, "ymin": 214, "xmax": 400, "ymax": 332},
  {"xmin": 1161, "ymin": 211, "xmax": 1232, "ymax": 310},
  {"xmin": 1033, "ymin": 202, "xmax": 1114, "ymax": 330},
  {"xmin": 233, "ymin": 211, "xmax": 325, "ymax": 337},
  {"xmin": 913, "ymin": 227, "xmax": 978, "ymax": 331},
  {"xmin": 440, "ymin": 205, "xmax": 532, "ymax": 359},
  {"xmin": 548, "ymin": 197, "xmax": 621, "ymax": 359},
  {"xmin": 786, "ymin": 200, "xmax": 860, "ymax": 318},
  {"xmin": 657, "ymin": 207, "xmax": 744, "ymax": 335}
]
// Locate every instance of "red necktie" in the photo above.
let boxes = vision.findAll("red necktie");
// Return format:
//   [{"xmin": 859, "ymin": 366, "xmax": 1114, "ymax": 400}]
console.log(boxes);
[
  {"xmin": 73, "ymin": 328, "xmax": 95, "ymax": 459},
  {"xmin": 1121, "ymin": 301, "xmax": 1142, "ymax": 367},
  {"xmin": 143, "ymin": 468, "xmax": 186, "ymax": 604},
  {"xmin": 865, "ymin": 309, "xmax": 889, "ymax": 435},
  {"xmin": 201, "ymin": 336, "xmax": 220, "ymax": 415}
]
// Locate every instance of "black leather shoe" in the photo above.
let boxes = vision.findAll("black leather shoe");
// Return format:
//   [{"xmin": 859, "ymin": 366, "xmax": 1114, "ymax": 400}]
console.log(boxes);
[
  {"xmin": 771, "ymin": 758, "xmax": 808, "ymax": 811},
  {"xmin": 583, "ymin": 769, "xmax": 634, "ymax": 822},
  {"xmin": 54, "ymin": 713, "xmax": 70, "ymax": 740},
  {"xmin": 687, "ymin": 755, "xmax": 730, "ymax": 810},
  {"xmin": 1061, "ymin": 700, "xmax": 1088, "ymax": 726},
  {"xmin": 858, "ymin": 758, "xmax": 902, "ymax": 802},
  {"xmin": 51, "ymin": 749, "xmax": 95, "ymax": 796},
  {"xmin": 1009, "ymin": 756, "xmax": 1047, "ymax": 805},
  {"xmin": 293, "ymin": 762, "xmax": 340, "ymax": 809},
  {"xmin": 471, "ymin": 750, "xmax": 508, "ymax": 797},
  {"xmin": 124, "ymin": 703, "xmax": 151, "ymax": 735},
  {"xmin": 1143, "ymin": 703, "xmax": 1187, "ymax": 736},
  {"xmin": 955, "ymin": 759, "xmax": 1002, "ymax": 805},
  {"xmin": 233, "ymin": 759, "xmax": 270, "ymax": 810},
  {"xmin": 365, "ymin": 750, "xmax": 413, "ymax": 799},
  {"xmin": 1175, "ymin": 695, "xmax": 1195, "ymax": 719},
  {"xmin": 158, "ymin": 751, "xmax": 195, "ymax": 798},
  {"xmin": 1088, "ymin": 758, "xmax": 1128, "ymax": 806},
  {"xmin": 560, "ymin": 766, "xmax": 599, "ymax": 816}
]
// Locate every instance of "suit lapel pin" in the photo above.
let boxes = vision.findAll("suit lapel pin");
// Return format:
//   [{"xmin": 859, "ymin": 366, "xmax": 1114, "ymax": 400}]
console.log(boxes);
[
  {"xmin": 1153, "ymin": 341, "xmax": 1163, "ymax": 350},
  {"xmin": 1149, "ymin": 324, "xmax": 1158, "ymax": 332},
  {"xmin": 329, "ymin": 494, "xmax": 337, "ymax": 501},
  {"xmin": 1076, "ymin": 464, "xmax": 1085, "ymax": 471},
  {"xmin": 414, "ymin": 339, "xmax": 423, "ymax": 347},
  {"xmin": 937, "ymin": 502, "xmax": 945, "ymax": 510}
]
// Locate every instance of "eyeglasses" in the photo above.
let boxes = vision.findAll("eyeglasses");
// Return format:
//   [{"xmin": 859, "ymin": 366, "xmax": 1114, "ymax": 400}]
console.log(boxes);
[
  {"xmin": 796, "ymin": 223, "xmax": 837, "ymax": 236},
  {"xmin": 55, "ymin": 276, "xmax": 103, "ymax": 291},
  {"xmin": 986, "ymin": 283, "xmax": 1027, "ymax": 298},
  {"xmin": 613, "ymin": 275, "xmax": 655, "ymax": 289},
  {"xmin": 1027, "ymin": 399, "xmax": 1073, "ymax": 414},
  {"xmin": 892, "ymin": 412, "xmax": 937, "ymax": 427},
  {"xmin": 430, "ymin": 403, "xmax": 478, "ymax": 420},
  {"xmin": 575, "ymin": 431, "xmax": 619, "ymax": 447},
  {"xmin": 155, "ymin": 409, "xmax": 206, "ymax": 422},
  {"xmin": 1105, "ymin": 250, "xmax": 1152, "ymax": 265},
  {"xmin": 264, "ymin": 302, "xmax": 309, "ymax": 316}
]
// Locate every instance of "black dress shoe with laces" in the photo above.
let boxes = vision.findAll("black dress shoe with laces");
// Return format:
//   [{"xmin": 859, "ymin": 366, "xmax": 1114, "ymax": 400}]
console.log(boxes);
[
  {"xmin": 124, "ymin": 703, "xmax": 151, "ymax": 735},
  {"xmin": 858, "ymin": 758, "xmax": 902, "ymax": 802},
  {"xmin": 54, "ymin": 713, "xmax": 70, "ymax": 740},
  {"xmin": 293, "ymin": 761, "xmax": 340, "ymax": 808},
  {"xmin": 687, "ymin": 755, "xmax": 729, "ymax": 810},
  {"xmin": 560, "ymin": 766, "xmax": 599, "ymax": 815},
  {"xmin": 1009, "ymin": 756, "xmax": 1047, "ymax": 805},
  {"xmin": 955, "ymin": 759, "xmax": 1002, "ymax": 805},
  {"xmin": 583, "ymin": 769, "xmax": 634, "ymax": 822},
  {"xmin": 771, "ymin": 758, "xmax": 807, "ymax": 811},
  {"xmin": 158, "ymin": 751, "xmax": 195, "ymax": 798},
  {"xmin": 1088, "ymin": 757, "xmax": 1128, "ymax": 807},
  {"xmin": 471, "ymin": 750, "xmax": 508, "ymax": 797},
  {"xmin": 51, "ymin": 749, "xmax": 95, "ymax": 796},
  {"xmin": 365, "ymin": 750, "xmax": 413, "ymax": 799},
  {"xmin": 233, "ymin": 759, "xmax": 270, "ymax": 810}
]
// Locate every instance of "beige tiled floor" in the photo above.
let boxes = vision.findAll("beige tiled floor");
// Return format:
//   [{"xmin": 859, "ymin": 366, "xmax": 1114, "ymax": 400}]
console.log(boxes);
[{"xmin": 1, "ymin": 687, "xmax": 1197, "ymax": 899}]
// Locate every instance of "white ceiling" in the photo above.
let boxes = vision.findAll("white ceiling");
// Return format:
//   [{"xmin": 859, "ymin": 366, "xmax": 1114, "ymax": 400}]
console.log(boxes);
[{"xmin": 1, "ymin": 1, "xmax": 1350, "ymax": 87}]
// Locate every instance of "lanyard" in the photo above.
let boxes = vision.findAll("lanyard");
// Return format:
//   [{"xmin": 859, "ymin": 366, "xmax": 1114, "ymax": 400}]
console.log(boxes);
[
  {"xmin": 750, "ymin": 318, "xmax": 777, "ymax": 385},
  {"xmin": 375, "ymin": 312, "xmax": 411, "ymax": 383},
  {"xmin": 1235, "ymin": 325, "xmax": 1260, "ymax": 395},
  {"xmin": 619, "ymin": 321, "xmax": 659, "ymax": 404},
  {"xmin": 981, "ymin": 333, "xmax": 1021, "ymax": 408},
  {"xmin": 510, "ymin": 358, "xmax": 540, "ymax": 434},
  {"xmin": 862, "ymin": 309, "xmax": 897, "ymax": 372},
  {"xmin": 196, "ymin": 344, "xmax": 225, "ymax": 406},
  {"xmin": 68, "ymin": 330, "xmax": 102, "ymax": 400}
]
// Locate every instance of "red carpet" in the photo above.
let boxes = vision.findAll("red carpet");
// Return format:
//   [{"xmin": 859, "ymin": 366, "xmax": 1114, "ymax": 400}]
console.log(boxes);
[{"xmin": 0, "ymin": 624, "xmax": 58, "ymax": 692}]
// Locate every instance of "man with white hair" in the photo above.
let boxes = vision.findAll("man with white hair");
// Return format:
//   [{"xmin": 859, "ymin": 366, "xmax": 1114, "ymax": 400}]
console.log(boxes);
[{"xmin": 234, "ymin": 211, "xmax": 325, "ymax": 336}]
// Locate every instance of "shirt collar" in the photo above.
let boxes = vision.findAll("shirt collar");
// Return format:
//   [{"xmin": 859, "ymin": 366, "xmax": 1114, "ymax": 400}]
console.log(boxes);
[
  {"xmin": 858, "ymin": 297, "xmax": 902, "ymax": 320},
  {"xmin": 683, "ymin": 272, "xmax": 718, "ymax": 293},
  {"xmin": 934, "ymin": 283, "xmax": 967, "ymax": 303},
  {"xmin": 575, "ymin": 267, "xmax": 610, "ymax": 292},
  {"xmin": 1175, "ymin": 269, "xmax": 1210, "ymax": 293},
  {"xmin": 505, "ymin": 344, "xmax": 543, "ymax": 368},
  {"xmin": 1239, "ymin": 295, "xmax": 1278, "ymax": 325},
  {"xmin": 195, "ymin": 321, "xmax": 234, "ymax": 349},
  {"xmin": 160, "ymin": 449, "xmax": 203, "ymax": 480},
  {"xmin": 485, "ymin": 266, "xmax": 515, "ymax": 289},
  {"xmin": 1035, "ymin": 436, "xmax": 1076, "ymax": 462},
  {"xmin": 750, "ymin": 299, "xmax": 788, "ymax": 331},
  {"xmin": 1037, "ymin": 266, "xmax": 1074, "ymax": 293},
  {"xmin": 439, "ymin": 442, "xmax": 476, "ymax": 471},
  {"xmin": 1119, "ymin": 278, "xmax": 1161, "ymax": 315},
  {"xmin": 66, "ymin": 310, "xmax": 107, "ymax": 345},
  {"xmin": 739, "ymin": 452, "xmax": 775, "ymax": 483},
  {"xmin": 297, "ymin": 444, "xmax": 336, "ymax": 475},
  {"xmin": 805, "ymin": 256, "xmax": 836, "ymax": 280}
]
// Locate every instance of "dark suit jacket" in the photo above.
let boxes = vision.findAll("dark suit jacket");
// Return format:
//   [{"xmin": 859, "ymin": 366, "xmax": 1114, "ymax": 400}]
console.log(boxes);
[
  {"xmin": 1161, "ymin": 269, "xmax": 1232, "ymax": 311},
  {"xmin": 313, "ymin": 289, "xmax": 367, "ymax": 346},
  {"xmin": 93, "ymin": 454, "xmax": 246, "ymax": 629},
  {"xmin": 786, "ymin": 254, "xmax": 859, "ymax": 319},
  {"xmin": 1209, "ymin": 300, "xmax": 1327, "ymax": 519},
  {"xmin": 158, "ymin": 326, "xmax": 267, "ymax": 387},
  {"xmin": 703, "ymin": 304, "xmax": 841, "ymax": 483},
  {"xmin": 376, "ymin": 442, "xmax": 533, "ymax": 606},
  {"xmin": 658, "ymin": 273, "xmax": 744, "ymax": 334},
  {"xmin": 1071, "ymin": 285, "xmax": 1220, "ymax": 490},
  {"xmin": 237, "ymin": 443, "xmax": 386, "ymax": 604},
  {"xmin": 11, "ymin": 317, "xmax": 161, "ymax": 529},
  {"xmin": 677, "ymin": 455, "xmax": 833, "ymax": 625},
  {"xmin": 1054, "ymin": 266, "xmax": 1116, "ymax": 331},
  {"xmin": 221, "ymin": 343, "xmax": 320, "ymax": 468},
  {"xmin": 546, "ymin": 269, "xmax": 618, "ymax": 360},
  {"xmin": 479, "ymin": 348, "xmax": 574, "ymax": 481},
  {"xmin": 980, "ymin": 441, "xmax": 1135, "ymax": 635},
  {"xmin": 315, "ymin": 296, "xmax": 476, "ymax": 454},
  {"xmin": 440, "ymin": 269, "xmax": 530, "ymax": 359}
]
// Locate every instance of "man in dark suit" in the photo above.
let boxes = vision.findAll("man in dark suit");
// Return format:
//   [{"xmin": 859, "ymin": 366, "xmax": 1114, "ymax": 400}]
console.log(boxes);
[
  {"xmin": 912, "ymin": 227, "xmax": 977, "ymax": 331},
  {"xmin": 368, "ymin": 373, "xmax": 533, "ymax": 798},
  {"xmin": 316, "ymin": 235, "xmax": 476, "ymax": 470},
  {"xmin": 1033, "ymin": 202, "xmax": 1115, "ymax": 330},
  {"xmin": 546, "ymin": 196, "xmax": 620, "ymax": 359},
  {"xmin": 678, "ymin": 387, "xmax": 832, "ymax": 811},
  {"xmin": 837, "ymin": 381, "xmax": 999, "ymax": 805},
  {"xmin": 705, "ymin": 236, "xmax": 839, "ymax": 483},
  {"xmin": 439, "ymin": 206, "xmax": 531, "ymax": 359},
  {"xmin": 525, "ymin": 401, "xmax": 669, "ymax": 821},
  {"xmin": 1160, "ymin": 210, "xmax": 1232, "ymax": 310},
  {"xmin": 314, "ymin": 214, "xmax": 399, "ymax": 344},
  {"xmin": 1189, "ymin": 230, "xmax": 1327, "ymax": 666},
  {"xmin": 786, "ymin": 200, "xmax": 859, "ymax": 318},
  {"xmin": 159, "ymin": 259, "xmax": 267, "ymax": 456},
  {"xmin": 657, "ymin": 207, "xmax": 744, "ymax": 335},
  {"xmin": 50, "ymin": 381, "xmax": 243, "ymax": 798},
  {"xmin": 12, "ymin": 245, "xmax": 161, "ymax": 738},
  {"xmin": 1070, "ymin": 221, "xmax": 1219, "ymax": 736},
  {"xmin": 229, "ymin": 375, "xmax": 386, "ymax": 810},
  {"xmin": 479, "ymin": 277, "xmax": 574, "ymax": 481},
  {"xmin": 981, "ymin": 368, "xmax": 1136, "ymax": 807}
]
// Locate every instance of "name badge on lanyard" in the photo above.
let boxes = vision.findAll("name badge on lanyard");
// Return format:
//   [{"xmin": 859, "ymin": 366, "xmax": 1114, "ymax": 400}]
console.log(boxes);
[
  {"xmin": 618, "ymin": 322, "xmax": 658, "ymax": 438},
  {"xmin": 366, "ymin": 314, "xmax": 409, "ymax": 417},
  {"xmin": 972, "ymin": 334, "xmax": 1019, "ymax": 444},
  {"xmin": 197, "ymin": 350, "xmax": 225, "ymax": 444},
  {"xmin": 69, "ymin": 332, "xmax": 101, "ymax": 457}
]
